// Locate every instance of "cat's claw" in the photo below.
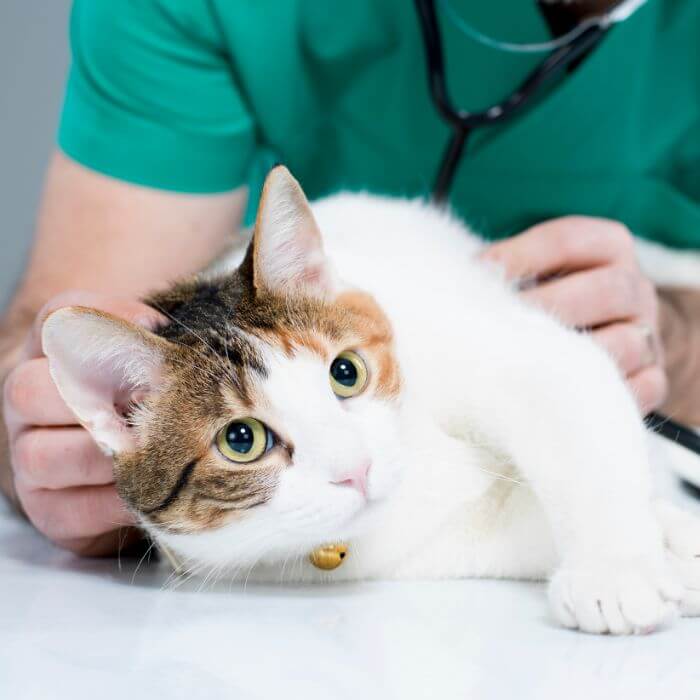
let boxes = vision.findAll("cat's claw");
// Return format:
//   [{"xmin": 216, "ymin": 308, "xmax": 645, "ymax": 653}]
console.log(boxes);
[{"xmin": 548, "ymin": 560, "xmax": 681, "ymax": 635}]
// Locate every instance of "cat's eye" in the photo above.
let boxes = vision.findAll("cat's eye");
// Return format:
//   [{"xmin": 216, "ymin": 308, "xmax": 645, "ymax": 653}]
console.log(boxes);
[
  {"xmin": 216, "ymin": 418, "xmax": 272, "ymax": 463},
  {"xmin": 330, "ymin": 351, "xmax": 368, "ymax": 398}
]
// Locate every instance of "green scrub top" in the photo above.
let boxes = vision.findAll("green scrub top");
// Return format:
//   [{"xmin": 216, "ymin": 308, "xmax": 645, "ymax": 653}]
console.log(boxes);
[{"xmin": 58, "ymin": 0, "xmax": 700, "ymax": 248}]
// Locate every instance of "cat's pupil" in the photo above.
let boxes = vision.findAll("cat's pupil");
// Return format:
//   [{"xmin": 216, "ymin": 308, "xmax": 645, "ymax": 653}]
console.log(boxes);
[
  {"xmin": 226, "ymin": 423, "xmax": 254, "ymax": 454},
  {"xmin": 331, "ymin": 357, "xmax": 357, "ymax": 387}
]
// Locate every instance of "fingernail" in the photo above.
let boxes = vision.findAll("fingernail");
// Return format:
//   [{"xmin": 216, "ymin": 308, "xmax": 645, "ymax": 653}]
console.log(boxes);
[{"xmin": 133, "ymin": 315, "xmax": 160, "ymax": 329}]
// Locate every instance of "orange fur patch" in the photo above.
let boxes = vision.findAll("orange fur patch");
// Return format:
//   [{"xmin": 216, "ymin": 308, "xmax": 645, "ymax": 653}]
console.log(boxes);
[{"xmin": 335, "ymin": 291, "xmax": 402, "ymax": 400}]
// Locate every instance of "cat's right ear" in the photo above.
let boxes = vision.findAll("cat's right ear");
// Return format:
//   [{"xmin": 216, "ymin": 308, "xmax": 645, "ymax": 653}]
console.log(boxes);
[
  {"xmin": 249, "ymin": 165, "xmax": 338, "ymax": 299},
  {"xmin": 42, "ymin": 307, "xmax": 171, "ymax": 457}
]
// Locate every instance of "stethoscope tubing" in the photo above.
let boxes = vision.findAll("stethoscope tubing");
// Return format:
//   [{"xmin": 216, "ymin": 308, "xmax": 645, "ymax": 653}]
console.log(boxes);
[
  {"xmin": 414, "ymin": 0, "xmax": 700, "ymax": 457},
  {"xmin": 415, "ymin": 0, "xmax": 607, "ymax": 201}
]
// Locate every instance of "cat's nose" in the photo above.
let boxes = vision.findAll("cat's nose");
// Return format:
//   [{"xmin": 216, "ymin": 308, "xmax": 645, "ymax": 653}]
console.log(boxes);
[{"xmin": 331, "ymin": 461, "xmax": 371, "ymax": 498}]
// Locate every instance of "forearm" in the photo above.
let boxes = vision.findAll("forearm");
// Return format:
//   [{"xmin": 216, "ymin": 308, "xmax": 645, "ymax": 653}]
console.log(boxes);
[
  {"xmin": 0, "ymin": 151, "xmax": 246, "ymax": 507},
  {"xmin": 658, "ymin": 286, "xmax": 700, "ymax": 425}
]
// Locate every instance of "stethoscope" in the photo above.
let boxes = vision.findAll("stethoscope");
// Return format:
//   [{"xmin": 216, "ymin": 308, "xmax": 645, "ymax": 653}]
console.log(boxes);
[{"xmin": 414, "ymin": 0, "xmax": 700, "ymax": 457}]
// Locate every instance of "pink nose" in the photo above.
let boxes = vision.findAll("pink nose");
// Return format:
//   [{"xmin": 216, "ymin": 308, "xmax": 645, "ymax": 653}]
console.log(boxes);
[{"xmin": 332, "ymin": 462, "xmax": 371, "ymax": 498}]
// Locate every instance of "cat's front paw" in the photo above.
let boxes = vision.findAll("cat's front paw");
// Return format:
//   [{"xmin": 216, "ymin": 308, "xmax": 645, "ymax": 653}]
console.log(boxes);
[{"xmin": 548, "ymin": 559, "xmax": 681, "ymax": 635}]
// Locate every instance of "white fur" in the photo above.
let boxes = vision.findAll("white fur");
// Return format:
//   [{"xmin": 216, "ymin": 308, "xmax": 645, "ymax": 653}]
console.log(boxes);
[
  {"xmin": 43, "ymin": 169, "xmax": 700, "ymax": 635},
  {"xmin": 152, "ymin": 187, "xmax": 700, "ymax": 635}
]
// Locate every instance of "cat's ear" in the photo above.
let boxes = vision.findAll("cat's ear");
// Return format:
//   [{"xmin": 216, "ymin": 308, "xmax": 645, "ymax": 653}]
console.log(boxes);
[
  {"xmin": 251, "ymin": 165, "xmax": 338, "ymax": 298},
  {"xmin": 42, "ymin": 307, "xmax": 170, "ymax": 456}
]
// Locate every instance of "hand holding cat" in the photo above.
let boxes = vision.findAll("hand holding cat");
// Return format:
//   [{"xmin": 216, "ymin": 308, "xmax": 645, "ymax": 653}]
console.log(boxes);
[
  {"xmin": 481, "ymin": 216, "xmax": 666, "ymax": 415},
  {"xmin": 3, "ymin": 291, "xmax": 163, "ymax": 556}
]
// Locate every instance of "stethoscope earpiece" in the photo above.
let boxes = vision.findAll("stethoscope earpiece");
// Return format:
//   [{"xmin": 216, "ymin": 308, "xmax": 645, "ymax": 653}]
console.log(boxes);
[{"xmin": 436, "ymin": 0, "xmax": 648, "ymax": 54}]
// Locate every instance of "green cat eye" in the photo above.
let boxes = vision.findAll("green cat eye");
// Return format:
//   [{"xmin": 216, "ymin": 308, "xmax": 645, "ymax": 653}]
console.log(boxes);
[
  {"xmin": 216, "ymin": 418, "xmax": 271, "ymax": 463},
  {"xmin": 330, "ymin": 351, "xmax": 368, "ymax": 398}
]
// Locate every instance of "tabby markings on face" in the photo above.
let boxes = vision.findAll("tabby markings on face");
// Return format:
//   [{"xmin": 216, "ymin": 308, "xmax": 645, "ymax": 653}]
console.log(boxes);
[
  {"xmin": 113, "ymin": 280, "xmax": 401, "ymax": 534},
  {"xmin": 42, "ymin": 166, "xmax": 403, "ymax": 544}
]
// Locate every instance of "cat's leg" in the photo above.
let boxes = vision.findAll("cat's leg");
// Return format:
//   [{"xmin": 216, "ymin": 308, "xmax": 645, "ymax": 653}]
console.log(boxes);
[
  {"xmin": 450, "ymin": 306, "xmax": 682, "ymax": 634},
  {"xmin": 654, "ymin": 500, "xmax": 700, "ymax": 617}
]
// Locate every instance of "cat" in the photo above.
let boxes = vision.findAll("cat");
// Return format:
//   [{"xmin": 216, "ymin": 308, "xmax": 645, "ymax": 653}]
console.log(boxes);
[{"xmin": 42, "ymin": 166, "xmax": 700, "ymax": 635}]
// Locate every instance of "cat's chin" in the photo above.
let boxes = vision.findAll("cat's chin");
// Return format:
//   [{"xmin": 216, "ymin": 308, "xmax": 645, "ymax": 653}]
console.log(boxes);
[
  {"xmin": 152, "ymin": 490, "xmax": 393, "ymax": 577},
  {"xmin": 338, "ymin": 494, "xmax": 390, "ymax": 536}
]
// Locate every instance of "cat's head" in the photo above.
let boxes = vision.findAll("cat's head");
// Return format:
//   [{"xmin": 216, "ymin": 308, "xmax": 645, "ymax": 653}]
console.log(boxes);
[{"xmin": 42, "ymin": 167, "xmax": 404, "ymax": 569}]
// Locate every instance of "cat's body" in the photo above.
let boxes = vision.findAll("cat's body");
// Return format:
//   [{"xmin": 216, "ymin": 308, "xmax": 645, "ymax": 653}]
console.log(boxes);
[
  {"xmin": 43, "ymin": 168, "xmax": 700, "ymax": 634},
  {"xmin": 173, "ymin": 195, "xmax": 559, "ymax": 584}
]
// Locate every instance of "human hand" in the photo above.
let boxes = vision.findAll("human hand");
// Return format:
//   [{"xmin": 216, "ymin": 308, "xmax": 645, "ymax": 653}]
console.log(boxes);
[
  {"xmin": 481, "ymin": 216, "xmax": 666, "ymax": 415},
  {"xmin": 2, "ymin": 291, "xmax": 164, "ymax": 556}
]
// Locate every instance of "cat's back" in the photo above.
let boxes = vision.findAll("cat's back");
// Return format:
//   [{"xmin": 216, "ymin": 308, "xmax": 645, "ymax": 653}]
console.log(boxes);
[{"xmin": 311, "ymin": 192, "xmax": 501, "ymax": 304}]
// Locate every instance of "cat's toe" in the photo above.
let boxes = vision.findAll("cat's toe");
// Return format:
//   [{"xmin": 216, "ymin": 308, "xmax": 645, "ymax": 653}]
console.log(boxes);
[
  {"xmin": 616, "ymin": 579, "xmax": 678, "ymax": 633},
  {"xmin": 656, "ymin": 501, "xmax": 700, "ymax": 560},
  {"xmin": 677, "ymin": 587, "xmax": 700, "ymax": 617},
  {"xmin": 664, "ymin": 551, "xmax": 700, "ymax": 617},
  {"xmin": 548, "ymin": 563, "xmax": 679, "ymax": 635},
  {"xmin": 655, "ymin": 501, "xmax": 700, "ymax": 617}
]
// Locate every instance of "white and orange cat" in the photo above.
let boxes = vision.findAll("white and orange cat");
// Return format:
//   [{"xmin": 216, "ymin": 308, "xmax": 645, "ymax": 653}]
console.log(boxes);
[{"xmin": 42, "ymin": 166, "xmax": 700, "ymax": 635}]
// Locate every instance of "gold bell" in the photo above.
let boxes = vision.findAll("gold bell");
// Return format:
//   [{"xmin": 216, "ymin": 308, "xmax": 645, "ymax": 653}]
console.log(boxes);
[{"xmin": 309, "ymin": 543, "xmax": 349, "ymax": 571}]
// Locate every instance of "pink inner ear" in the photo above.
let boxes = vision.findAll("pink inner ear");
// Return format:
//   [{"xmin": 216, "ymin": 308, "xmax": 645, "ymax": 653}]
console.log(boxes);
[
  {"xmin": 43, "ymin": 309, "xmax": 164, "ymax": 457},
  {"xmin": 253, "ymin": 166, "xmax": 337, "ymax": 298},
  {"xmin": 300, "ymin": 263, "xmax": 326, "ymax": 288},
  {"xmin": 53, "ymin": 346, "xmax": 148, "ymax": 456}
]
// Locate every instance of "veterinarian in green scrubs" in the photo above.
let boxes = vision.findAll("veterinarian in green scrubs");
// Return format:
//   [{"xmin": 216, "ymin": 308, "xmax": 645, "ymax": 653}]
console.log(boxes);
[{"xmin": 2, "ymin": 0, "xmax": 700, "ymax": 554}]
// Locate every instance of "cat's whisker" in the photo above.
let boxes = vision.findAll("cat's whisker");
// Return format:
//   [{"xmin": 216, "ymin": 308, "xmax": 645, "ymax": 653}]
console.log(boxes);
[
  {"xmin": 115, "ymin": 527, "xmax": 128, "ymax": 573},
  {"xmin": 197, "ymin": 562, "xmax": 220, "ymax": 593},
  {"xmin": 208, "ymin": 562, "xmax": 227, "ymax": 590},
  {"xmin": 169, "ymin": 558, "xmax": 208, "ymax": 591},
  {"xmin": 213, "ymin": 561, "xmax": 229, "ymax": 589},
  {"xmin": 161, "ymin": 564, "xmax": 185, "ymax": 590},
  {"xmin": 476, "ymin": 467, "xmax": 523, "ymax": 486},
  {"xmin": 130, "ymin": 539, "xmax": 158, "ymax": 584},
  {"xmin": 293, "ymin": 551, "xmax": 305, "ymax": 582},
  {"xmin": 279, "ymin": 552, "xmax": 290, "ymax": 583},
  {"xmin": 161, "ymin": 566, "xmax": 181, "ymax": 590},
  {"xmin": 243, "ymin": 556, "xmax": 262, "ymax": 592},
  {"xmin": 159, "ymin": 550, "xmax": 191, "ymax": 590}
]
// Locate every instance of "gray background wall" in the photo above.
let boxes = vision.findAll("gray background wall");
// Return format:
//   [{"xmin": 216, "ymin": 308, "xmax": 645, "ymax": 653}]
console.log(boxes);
[{"xmin": 0, "ymin": 1, "xmax": 72, "ymax": 310}]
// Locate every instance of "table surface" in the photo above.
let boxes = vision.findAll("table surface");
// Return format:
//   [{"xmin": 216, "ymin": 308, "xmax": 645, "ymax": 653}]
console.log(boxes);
[{"xmin": 2, "ymin": 469, "xmax": 700, "ymax": 700}]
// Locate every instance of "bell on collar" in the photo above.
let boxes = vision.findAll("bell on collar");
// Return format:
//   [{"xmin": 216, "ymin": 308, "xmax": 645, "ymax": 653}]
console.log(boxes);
[{"xmin": 309, "ymin": 543, "xmax": 349, "ymax": 571}]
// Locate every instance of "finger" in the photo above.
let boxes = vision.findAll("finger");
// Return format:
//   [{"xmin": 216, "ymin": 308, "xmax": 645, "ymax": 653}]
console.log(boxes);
[
  {"xmin": 13, "ymin": 428, "xmax": 114, "ymax": 490},
  {"xmin": 20, "ymin": 484, "xmax": 136, "ymax": 541},
  {"xmin": 24, "ymin": 291, "xmax": 165, "ymax": 360},
  {"xmin": 482, "ymin": 217, "xmax": 634, "ymax": 281},
  {"xmin": 3, "ymin": 358, "xmax": 76, "ymax": 428},
  {"xmin": 629, "ymin": 366, "xmax": 668, "ymax": 415},
  {"xmin": 522, "ymin": 266, "xmax": 642, "ymax": 328},
  {"xmin": 593, "ymin": 323, "xmax": 657, "ymax": 377}
]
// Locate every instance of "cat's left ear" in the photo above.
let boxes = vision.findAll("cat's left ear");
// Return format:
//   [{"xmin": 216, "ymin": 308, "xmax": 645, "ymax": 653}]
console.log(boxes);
[
  {"xmin": 251, "ymin": 166, "xmax": 338, "ymax": 298},
  {"xmin": 42, "ymin": 307, "xmax": 171, "ymax": 456}
]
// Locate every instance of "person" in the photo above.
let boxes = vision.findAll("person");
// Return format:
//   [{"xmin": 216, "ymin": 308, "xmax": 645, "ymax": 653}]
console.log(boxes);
[{"xmin": 2, "ymin": 0, "xmax": 700, "ymax": 556}]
